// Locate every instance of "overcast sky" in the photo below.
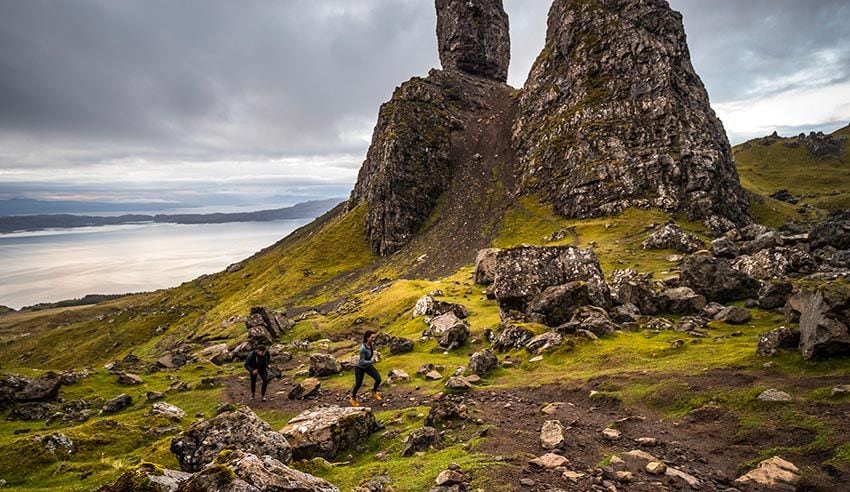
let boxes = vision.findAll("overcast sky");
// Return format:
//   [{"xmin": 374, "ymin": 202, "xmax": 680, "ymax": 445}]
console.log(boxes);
[{"xmin": 1, "ymin": 0, "xmax": 849, "ymax": 209}]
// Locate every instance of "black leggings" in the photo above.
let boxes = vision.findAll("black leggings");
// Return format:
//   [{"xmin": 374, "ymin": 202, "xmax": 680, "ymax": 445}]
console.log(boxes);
[
  {"xmin": 250, "ymin": 371, "xmax": 269, "ymax": 396},
  {"xmin": 351, "ymin": 365, "xmax": 381, "ymax": 397}
]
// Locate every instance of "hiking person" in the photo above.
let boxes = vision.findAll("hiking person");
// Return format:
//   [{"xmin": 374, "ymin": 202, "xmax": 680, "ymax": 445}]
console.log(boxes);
[
  {"xmin": 348, "ymin": 330, "xmax": 382, "ymax": 407},
  {"xmin": 244, "ymin": 345, "xmax": 271, "ymax": 401}
]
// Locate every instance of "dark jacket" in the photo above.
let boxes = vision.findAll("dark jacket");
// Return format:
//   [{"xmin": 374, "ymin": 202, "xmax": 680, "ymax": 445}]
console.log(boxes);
[
  {"xmin": 355, "ymin": 343, "xmax": 375, "ymax": 370},
  {"xmin": 244, "ymin": 350, "xmax": 270, "ymax": 373}
]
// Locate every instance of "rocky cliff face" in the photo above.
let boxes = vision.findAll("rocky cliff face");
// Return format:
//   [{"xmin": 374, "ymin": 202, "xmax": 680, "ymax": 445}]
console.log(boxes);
[
  {"xmin": 513, "ymin": 0, "xmax": 750, "ymax": 232},
  {"xmin": 436, "ymin": 0, "xmax": 510, "ymax": 82}
]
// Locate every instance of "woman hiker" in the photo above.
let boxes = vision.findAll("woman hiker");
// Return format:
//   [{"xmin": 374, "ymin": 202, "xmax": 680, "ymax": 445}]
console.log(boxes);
[{"xmin": 349, "ymin": 330, "xmax": 382, "ymax": 407}]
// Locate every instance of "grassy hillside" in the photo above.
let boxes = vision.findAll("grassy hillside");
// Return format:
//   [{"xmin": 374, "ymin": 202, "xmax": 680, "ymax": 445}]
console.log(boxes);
[{"xmin": 734, "ymin": 124, "xmax": 850, "ymax": 214}]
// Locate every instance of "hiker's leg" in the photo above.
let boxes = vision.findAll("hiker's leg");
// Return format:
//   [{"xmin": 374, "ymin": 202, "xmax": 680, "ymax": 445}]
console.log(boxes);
[
  {"xmin": 351, "ymin": 367, "xmax": 365, "ymax": 397},
  {"xmin": 260, "ymin": 372, "xmax": 269, "ymax": 396},
  {"xmin": 250, "ymin": 373, "xmax": 257, "ymax": 395},
  {"xmin": 367, "ymin": 365, "xmax": 382, "ymax": 392}
]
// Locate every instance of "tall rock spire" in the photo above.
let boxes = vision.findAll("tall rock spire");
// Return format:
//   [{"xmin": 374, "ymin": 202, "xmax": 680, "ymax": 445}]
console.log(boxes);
[
  {"xmin": 513, "ymin": 0, "xmax": 750, "ymax": 232},
  {"xmin": 436, "ymin": 0, "xmax": 510, "ymax": 82}
]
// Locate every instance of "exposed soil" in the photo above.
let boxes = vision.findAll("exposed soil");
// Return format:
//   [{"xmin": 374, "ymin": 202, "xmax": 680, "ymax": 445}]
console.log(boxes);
[{"xmin": 224, "ymin": 368, "xmax": 850, "ymax": 491}]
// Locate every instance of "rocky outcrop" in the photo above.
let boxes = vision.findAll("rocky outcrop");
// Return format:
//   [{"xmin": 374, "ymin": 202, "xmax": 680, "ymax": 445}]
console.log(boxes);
[
  {"xmin": 170, "ymin": 406, "xmax": 292, "ymax": 472},
  {"xmin": 280, "ymin": 406, "xmax": 377, "ymax": 461},
  {"xmin": 513, "ymin": 0, "xmax": 750, "ymax": 232},
  {"xmin": 492, "ymin": 245, "xmax": 610, "ymax": 322},
  {"xmin": 178, "ymin": 450, "xmax": 339, "ymax": 492},
  {"xmin": 679, "ymin": 255, "xmax": 760, "ymax": 303},
  {"xmin": 790, "ymin": 284, "xmax": 850, "ymax": 360},
  {"xmin": 436, "ymin": 0, "xmax": 510, "ymax": 82}
]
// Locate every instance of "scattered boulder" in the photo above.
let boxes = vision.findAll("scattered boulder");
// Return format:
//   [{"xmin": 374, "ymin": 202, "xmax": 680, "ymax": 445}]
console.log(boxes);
[
  {"xmin": 402, "ymin": 426, "xmax": 442, "ymax": 457},
  {"xmin": 288, "ymin": 378, "xmax": 321, "ymax": 400},
  {"xmin": 117, "ymin": 373, "xmax": 143, "ymax": 385},
  {"xmin": 659, "ymin": 287, "xmax": 706, "ymax": 315},
  {"xmin": 248, "ymin": 306, "xmax": 293, "ymax": 338},
  {"xmin": 151, "ymin": 402, "xmax": 186, "ymax": 420},
  {"xmin": 15, "ymin": 372, "xmax": 62, "ymax": 403},
  {"xmin": 491, "ymin": 246, "xmax": 611, "ymax": 319},
  {"xmin": 714, "ymin": 306, "xmax": 752, "ymax": 325},
  {"xmin": 101, "ymin": 394, "xmax": 132, "ymax": 414},
  {"xmin": 424, "ymin": 312, "xmax": 467, "ymax": 340},
  {"xmin": 529, "ymin": 453, "xmax": 569, "ymax": 470},
  {"xmin": 387, "ymin": 369, "xmax": 410, "ymax": 384},
  {"xmin": 473, "ymin": 248, "xmax": 501, "ymax": 285},
  {"xmin": 433, "ymin": 467, "xmax": 469, "ymax": 491},
  {"xmin": 6, "ymin": 402, "xmax": 55, "ymax": 421},
  {"xmin": 540, "ymin": 420, "xmax": 565, "ymax": 450},
  {"xmin": 679, "ymin": 255, "xmax": 761, "ymax": 303},
  {"xmin": 178, "ymin": 449, "xmax": 339, "ymax": 492},
  {"xmin": 740, "ymin": 231, "xmax": 784, "ymax": 256},
  {"xmin": 790, "ymin": 284, "xmax": 850, "ymax": 359},
  {"xmin": 35, "ymin": 433, "xmax": 74, "ymax": 456},
  {"xmin": 170, "ymin": 406, "xmax": 292, "ymax": 472},
  {"xmin": 467, "ymin": 349, "xmax": 498, "ymax": 376},
  {"xmin": 439, "ymin": 321, "xmax": 471, "ymax": 350},
  {"xmin": 609, "ymin": 269, "xmax": 660, "ymax": 315},
  {"xmin": 309, "ymin": 353, "xmax": 342, "ymax": 378},
  {"xmin": 732, "ymin": 249, "xmax": 790, "ymax": 280},
  {"xmin": 525, "ymin": 332, "xmax": 563, "ymax": 354},
  {"xmin": 156, "ymin": 353, "xmax": 188, "ymax": 370},
  {"xmin": 711, "ymin": 237, "xmax": 739, "ymax": 258},
  {"xmin": 758, "ymin": 389, "xmax": 792, "ymax": 402},
  {"xmin": 98, "ymin": 463, "xmax": 191, "ymax": 492},
  {"xmin": 491, "ymin": 325, "xmax": 534, "ymax": 352},
  {"xmin": 196, "ymin": 343, "xmax": 231, "ymax": 365},
  {"xmin": 526, "ymin": 281, "xmax": 593, "ymax": 326},
  {"xmin": 642, "ymin": 223, "xmax": 704, "ymax": 253},
  {"xmin": 425, "ymin": 395, "xmax": 468, "ymax": 427},
  {"xmin": 757, "ymin": 326, "xmax": 801, "ymax": 357},
  {"xmin": 280, "ymin": 406, "xmax": 377, "ymax": 461},
  {"xmin": 759, "ymin": 280, "xmax": 793, "ymax": 310},
  {"xmin": 413, "ymin": 295, "xmax": 468, "ymax": 319},
  {"xmin": 445, "ymin": 377, "xmax": 472, "ymax": 392},
  {"xmin": 734, "ymin": 456, "xmax": 800, "ymax": 491},
  {"xmin": 810, "ymin": 219, "xmax": 850, "ymax": 251},
  {"xmin": 388, "ymin": 337, "xmax": 414, "ymax": 355}
]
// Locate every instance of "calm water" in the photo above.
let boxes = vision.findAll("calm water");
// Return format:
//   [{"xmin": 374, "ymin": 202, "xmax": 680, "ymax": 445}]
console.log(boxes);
[{"xmin": 0, "ymin": 219, "xmax": 311, "ymax": 309}]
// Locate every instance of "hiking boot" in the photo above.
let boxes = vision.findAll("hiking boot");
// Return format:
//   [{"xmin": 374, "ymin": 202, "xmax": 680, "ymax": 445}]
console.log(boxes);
[
  {"xmin": 261, "ymin": 396, "xmax": 267, "ymax": 402},
  {"xmin": 250, "ymin": 394, "xmax": 255, "ymax": 400},
  {"xmin": 348, "ymin": 395, "xmax": 359, "ymax": 407},
  {"xmin": 372, "ymin": 391, "xmax": 383, "ymax": 401}
]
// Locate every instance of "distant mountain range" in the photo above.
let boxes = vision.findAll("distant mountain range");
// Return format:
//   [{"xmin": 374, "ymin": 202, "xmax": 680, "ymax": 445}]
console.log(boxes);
[{"xmin": 0, "ymin": 198, "xmax": 344, "ymax": 234}]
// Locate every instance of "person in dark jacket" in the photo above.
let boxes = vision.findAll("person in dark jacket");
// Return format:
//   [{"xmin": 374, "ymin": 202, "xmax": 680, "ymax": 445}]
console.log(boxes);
[
  {"xmin": 244, "ymin": 345, "xmax": 271, "ymax": 401},
  {"xmin": 348, "ymin": 331, "xmax": 382, "ymax": 407}
]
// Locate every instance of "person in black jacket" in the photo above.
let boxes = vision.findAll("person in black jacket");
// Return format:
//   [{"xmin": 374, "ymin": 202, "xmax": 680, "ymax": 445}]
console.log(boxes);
[{"xmin": 244, "ymin": 345, "xmax": 271, "ymax": 401}]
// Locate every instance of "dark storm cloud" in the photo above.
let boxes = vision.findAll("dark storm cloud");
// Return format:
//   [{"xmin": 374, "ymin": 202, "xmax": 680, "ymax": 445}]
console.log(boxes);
[{"xmin": 0, "ymin": 0, "xmax": 849, "ymax": 205}]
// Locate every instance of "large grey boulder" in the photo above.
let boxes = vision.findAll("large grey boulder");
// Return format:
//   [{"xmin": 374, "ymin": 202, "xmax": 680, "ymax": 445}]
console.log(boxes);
[
  {"xmin": 413, "ymin": 295, "xmax": 468, "ymax": 319},
  {"xmin": 467, "ymin": 349, "xmax": 498, "ymax": 376},
  {"xmin": 759, "ymin": 280, "xmax": 793, "ymax": 310},
  {"xmin": 177, "ymin": 450, "xmax": 339, "ymax": 492},
  {"xmin": 525, "ymin": 332, "xmax": 563, "ymax": 354},
  {"xmin": 659, "ymin": 287, "xmax": 706, "ymax": 315},
  {"xmin": 491, "ymin": 325, "xmax": 534, "ymax": 352},
  {"xmin": 473, "ymin": 248, "xmax": 501, "ymax": 285},
  {"xmin": 435, "ymin": 0, "xmax": 510, "ymax": 82},
  {"xmin": 170, "ymin": 406, "xmax": 292, "ymax": 472},
  {"xmin": 309, "ymin": 353, "xmax": 342, "ymax": 378},
  {"xmin": 402, "ymin": 426, "xmax": 443, "ymax": 457},
  {"xmin": 280, "ymin": 406, "xmax": 377, "ymax": 461},
  {"xmin": 526, "ymin": 281, "xmax": 593, "ymax": 327},
  {"xmin": 609, "ymin": 269, "xmax": 660, "ymax": 315},
  {"xmin": 734, "ymin": 456, "xmax": 800, "ymax": 491},
  {"xmin": 15, "ymin": 372, "xmax": 62, "ymax": 403},
  {"xmin": 790, "ymin": 284, "xmax": 850, "ymax": 359},
  {"xmin": 757, "ymin": 326, "xmax": 800, "ymax": 357},
  {"xmin": 679, "ymin": 254, "xmax": 760, "ymax": 303},
  {"xmin": 642, "ymin": 223, "xmax": 704, "ymax": 253},
  {"xmin": 492, "ymin": 246, "xmax": 610, "ymax": 318}
]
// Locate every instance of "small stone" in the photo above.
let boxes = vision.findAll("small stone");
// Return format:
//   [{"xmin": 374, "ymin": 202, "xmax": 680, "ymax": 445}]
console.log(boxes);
[
  {"xmin": 635, "ymin": 437, "xmax": 658, "ymax": 446},
  {"xmin": 646, "ymin": 461, "xmax": 667, "ymax": 475},
  {"xmin": 529, "ymin": 355, "xmax": 544, "ymax": 363},
  {"xmin": 117, "ymin": 373, "xmax": 143, "ymax": 385},
  {"xmin": 425, "ymin": 370, "xmax": 443, "ymax": 381},
  {"xmin": 520, "ymin": 478, "xmax": 535, "ymax": 486},
  {"xmin": 540, "ymin": 420, "xmax": 566, "ymax": 450},
  {"xmin": 757, "ymin": 389, "xmax": 792, "ymax": 402},
  {"xmin": 541, "ymin": 402, "xmax": 564, "ymax": 415},
  {"xmin": 602, "ymin": 428, "xmax": 621, "ymax": 440},
  {"xmin": 529, "ymin": 453, "xmax": 569, "ymax": 469},
  {"xmin": 832, "ymin": 385, "xmax": 850, "ymax": 397},
  {"xmin": 563, "ymin": 470, "xmax": 585, "ymax": 481}
]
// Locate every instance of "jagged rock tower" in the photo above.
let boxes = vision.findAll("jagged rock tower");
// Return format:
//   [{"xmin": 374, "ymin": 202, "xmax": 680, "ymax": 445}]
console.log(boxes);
[
  {"xmin": 350, "ymin": 0, "xmax": 751, "ymax": 258},
  {"xmin": 349, "ymin": 0, "xmax": 511, "ymax": 256},
  {"xmin": 513, "ymin": 0, "xmax": 750, "ymax": 232}
]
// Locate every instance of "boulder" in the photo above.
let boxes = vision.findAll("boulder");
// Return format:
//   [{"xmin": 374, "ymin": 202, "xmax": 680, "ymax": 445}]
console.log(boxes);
[
  {"xmin": 15, "ymin": 372, "xmax": 62, "ymax": 403},
  {"xmin": 759, "ymin": 280, "xmax": 793, "ymax": 310},
  {"xmin": 178, "ymin": 449, "xmax": 339, "ymax": 492},
  {"xmin": 99, "ymin": 463, "xmax": 191, "ymax": 492},
  {"xmin": 249, "ymin": 306, "xmax": 293, "ymax": 338},
  {"xmin": 732, "ymin": 249, "xmax": 790, "ymax": 280},
  {"xmin": 609, "ymin": 269, "xmax": 660, "ymax": 315},
  {"xmin": 758, "ymin": 389, "xmax": 792, "ymax": 402},
  {"xmin": 425, "ymin": 395, "xmax": 468, "ymax": 427},
  {"xmin": 467, "ymin": 349, "xmax": 498, "ymax": 376},
  {"xmin": 156, "ymin": 353, "xmax": 188, "ymax": 370},
  {"xmin": 526, "ymin": 281, "xmax": 593, "ymax": 326},
  {"xmin": 714, "ymin": 306, "xmax": 752, "ymax": 325},
  {"xmin": 642, "ymin": 223, "xmax": 704, "ymax": 253},
  {"xmin": 540, "ymin": 420, "xmax": 565, "ymax": 450},
  {"xmin": 309, "ymin": 353, "xmax": 342, "ymax": 378},
  {"xmin": 740, "ymin": 231, "xmax": 784, "ymax": 255},
  {"xmin": 402, "ymin": 426, "xmax": 442, "ymax": 457},
  {"xmin": 679, "ymin": 255, "xmax": 761, "ymax": 303},
  {"xmin": 473, "ymin": 248, "xmax": 501, "ymax": 285},
  {"xmin": 659, "ymin": 287, "xmax": 706, "ymax": 315},
  {"xmin": 101, "ymin": 394, "xmax": 133, "ymax": 414},
  {"xmin": 445, "ymin": 377, "xmax": 472, "ymax": 391},
  {"xmin": 151, "ymin": 402, "xmax": 186, "ymax": 420},
  {"xmin": 280, "ymin": 406, "xmax": 377, "ymax": 461},
  {"xmin": 196, "ymin": 343, "xmax": 230, "ymax": 365},
  {"xmin": 757, "ymin": 326, "xmax": 801, "ymax": 357},
  {"xmin": 35, "ymin": 433, "xmax": 74, "ymax": 456},
  {"xmin": 389, "ymin": 337, "xmax": 414, "ymax": 355},
  {"xmin": 491, "ymin": 325, "xmax": 534, "ymax": 352},
  {"xmin": 170, "ymin": 406, "xmax": 292, "ymax": 472},
  {"xmin": 734, "ymin": 456, "xmax": 800, "ymax": 491},
  {"xmin": 435, "ymin": 0, "xmax": 510, "ymax": 82},
  {"xmin": 529, "ymin": 453, "xmax": 570, "ymax": 470},
  {"xmin": 413, "ymin": 296, "xmax": 468, "ymax": 319},
  {"xmin": 246, "ymin": 324, "xmax": 273, "ymax": 349},
  {"xmin": 387, "ymin": 369, "xmax": 410, "ymax": 384},
  {"xmin": 561, "ymin": 306, "xmax": 618, "ymax": 337},
  {"xmin": 491, "ymin": 246, "xmax": 611, "ymax": 317},
  {"xmin": 438, "ymin": 321, "xmax": 471, "ymax": 350},
  {"xmin": 424, "ymin": 312, "xmax": 467, "ymax": 338},
  {"xmin": 117, "ymin": 373, "xmax": 143, "ymax": 385},
  {"xmin": 525, "ymin": 332, "xmax": 563, "ymax": 354},
  {"xmin": 288, "ymin": 378, "xmax": 321, "ymax": 400},
  {"xmin": 810, "ymin": 219, "xmax": 850, "ymax": 250},
  {"xmin": 711, "ymin": 237, "xmax": 739, "ymax": 258},
  {"xmin": 790, "ymin": 284, "xmax": 850, "ymax": 359}
]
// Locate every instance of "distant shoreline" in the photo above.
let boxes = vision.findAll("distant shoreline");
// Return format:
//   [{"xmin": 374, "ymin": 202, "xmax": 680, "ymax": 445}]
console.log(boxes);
[{"xmin": 0, "ymin": 198, "xmax": 343, "ymax": 234}]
